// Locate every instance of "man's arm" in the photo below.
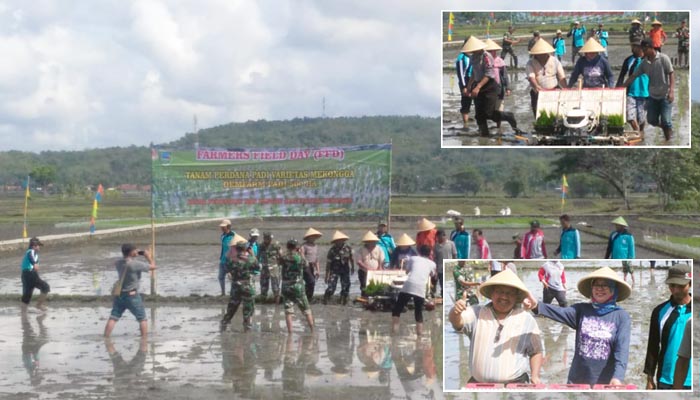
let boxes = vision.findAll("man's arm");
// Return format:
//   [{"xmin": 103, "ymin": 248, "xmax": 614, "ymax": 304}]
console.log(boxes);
[
  {"xmin": 643, "ymin": 306, "xmax": 661, "ymax": 389},
  {"xmin": 611, "ymin": 313, "xmax": 631, "ymax": 384},
  {"xmin": 667, "ymin": 71, "xmax": 675, "ymax": 103},
  {"xmin": 448, "ymin": 299, "xmax": 468, "ymax": 331},
  {"xmin": 529, "ymin": 352, "xmax": 543, "ymax": 384}
]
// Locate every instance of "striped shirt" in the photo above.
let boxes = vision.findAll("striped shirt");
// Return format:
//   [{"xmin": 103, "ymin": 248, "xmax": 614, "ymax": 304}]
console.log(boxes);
[{"xmin": 459, "ymin": 304, "xmax": 543, "ymax": 383}]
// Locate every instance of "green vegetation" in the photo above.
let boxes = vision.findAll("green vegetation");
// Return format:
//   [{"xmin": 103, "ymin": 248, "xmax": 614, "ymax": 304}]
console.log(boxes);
[
  {"xmin": 664, "ymin": 236, "xmax": 700, "ymax": 248},
  {"xmin": 365, "ymin": 281, "xmax": 392, "ymax": 296},
  {"xmin": 605, "ymin": 114, "xmax": 625, "ymax": 128},
  {"xmin": 535, "ymin": 111, "xmax": 558, "ymax": 128}
]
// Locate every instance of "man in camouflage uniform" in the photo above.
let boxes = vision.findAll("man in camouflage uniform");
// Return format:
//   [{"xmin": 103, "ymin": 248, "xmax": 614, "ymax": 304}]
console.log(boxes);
[
  {"xmin": 324, "ymin": 231, "xmax": 355, "ymax": 305},
  {"xmin": 259, "ymin": 232, "xmax": 282, "ymax": 303},
  {"xmin": 221, "ymin": 239, "xmax": 260, "ymax": 331},
  {"xmin": 280, "ymin": 239, "xmax": 315, "ymax": 333},
  {"xmin": 453, "ymin": 260, "xmax": 479, "ymax": 305}
]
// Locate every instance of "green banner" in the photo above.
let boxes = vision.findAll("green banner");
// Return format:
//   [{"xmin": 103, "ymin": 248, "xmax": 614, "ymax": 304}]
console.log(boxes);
[{"xmin": 151, "ymin": 144, "xmax": 391, "ymax": 218}]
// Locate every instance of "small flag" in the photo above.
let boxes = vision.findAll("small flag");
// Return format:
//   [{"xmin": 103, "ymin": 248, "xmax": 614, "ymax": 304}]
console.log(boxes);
[
  {"xmin": 448, "ymin": 12, "xmax": 454, "ymax": 41},
  {"xmin": 89, "ymin": 184, "xmax": 104, "ymax": 234},
  {"xmin": 22, "ymin": 176, "xmax": 30, "ymax": 238},
  {"xmin": 561, "ymin": 175, "xmax": 569, "ymax": 206}
]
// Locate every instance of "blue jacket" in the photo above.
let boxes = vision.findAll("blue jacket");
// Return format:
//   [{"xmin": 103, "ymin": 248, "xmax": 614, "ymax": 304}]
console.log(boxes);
[
  {"xmin": 377, "ymin": 233, "xmax": 396, "ymax": 267},
  {"xmin": 450, "ymin": 230, "xmax": 471, "ymax": 259},
  {"xmin": 220, "ymin": 231, "xmax": 234, "ymax": 265},
  {"xmin": 605, "ymin": 230, "xmax": 635, "ymax": 259},
  {"xmin": 644, "ymin": 298, "xmax": 692, "ymax": 387},
  {"xmin": 557, "ymin": 227, "xmax": 581, "ymax": 259},
  {"xmin": 456, "ymin": 53, "xmax": 472, "ymax": 89},
  {"xmin": 616, "ymin": 54, "xmax": 649, "ymax": 98}
]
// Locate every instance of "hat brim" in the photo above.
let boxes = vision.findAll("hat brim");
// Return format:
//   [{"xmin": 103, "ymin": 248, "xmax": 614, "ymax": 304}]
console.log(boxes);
[
  {"xmin": 478, "ymin": 269, "xmax": 529, "ymax": 302},
  {"xmin": 665, "ymin": 277, "xmax": 691, "ymax": 286},
  {"xmin": 577, "ymin": 267, "xmax": 631, "ymax": 302}
]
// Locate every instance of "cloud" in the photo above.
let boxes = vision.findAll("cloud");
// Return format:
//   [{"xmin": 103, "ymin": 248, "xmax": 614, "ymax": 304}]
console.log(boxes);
[{"xmin": 0, "ymin": 1, "xmax": 696, "ymax": 151}]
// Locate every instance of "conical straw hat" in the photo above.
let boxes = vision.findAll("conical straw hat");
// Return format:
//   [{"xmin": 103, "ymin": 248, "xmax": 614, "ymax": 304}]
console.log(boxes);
[
  {"xmin": 361, "ymin": 230, "xmax": 380, "ymax": 242},
  {"xmin": 651, "ymin": 19, "xmax": 662, "ymax": 26},
  {"xmin": 416, "ymin": 218, "xmax": 436, "ymax": 232},
  {"xmin": 484, "ymin": 38, "xmax": 502, "ymax": 51},
  {"xmin": 577, "ymin": 267, "xmax": 632, "ymax": 301},
  {"xmin": 395, "ymin": 233, "xmax": 416, "ymax": 247},
  {"xmin": 630, "ymin": 19, "xmax": 641, "ymax": 25},
  {"xmin": 331, "ymin": 230, "xmax": 349, "ymax": 242},
  {"xmin": 611, "ymin": 216, "xmax": 628, "ymax": 227},
  {"xmin": 529, "ymin": 39, "xmax": 555, "ymax": 55},
  {"xmin": 303, "ymin": 227, "xmax": 323, "ymax": 239},
  {"xmin": 479, "ymin": 269, "xmax": 529, "ymax": 301},
  {"xmin": 232, "ymin": 233, "xmax": 248, "ymax": 246},
  {"xmin": 460, "ymin": 36, "xmax": 487, "ymax": 53},
  {"xmin": 579, "ymin": 37, "xmax": 606, "ymax": 53}
]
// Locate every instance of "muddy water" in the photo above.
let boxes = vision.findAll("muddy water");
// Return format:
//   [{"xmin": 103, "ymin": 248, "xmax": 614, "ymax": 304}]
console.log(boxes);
[
  {"xmin": 0, "ymin": 304, "xmax": 444, "ymax": 399},
  {"xmin": 443, "ymin": 261, "xmax": 695, "ymax": 393},
  {"xmin": 442, "ymin": 43, "xmax": 690, "ymax": 146},
  {"xmin": 0, "ymin": 223, "xmax": 669, "ymax": 297}
]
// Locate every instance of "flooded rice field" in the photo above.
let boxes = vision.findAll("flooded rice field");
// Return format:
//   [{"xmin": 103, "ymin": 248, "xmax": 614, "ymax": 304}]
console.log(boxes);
[
  {"xmin": 442, "ymin": 41, "xmax": 691, "ymax": 147},
  {"xmin": 443, "ymin": 261, "xmax": 697, "ymax": 394},
  {"xmin": 0, "ymin": 304, "xmax": 442, "ymax": 399},
  {"xmin": 0, "ymin": 222, "xmax": 670, "ymax": 298}
]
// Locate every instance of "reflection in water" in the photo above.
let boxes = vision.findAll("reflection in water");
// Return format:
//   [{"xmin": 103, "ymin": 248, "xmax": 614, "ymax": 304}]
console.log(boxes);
[
  {"xmin": 104, "ymin": 337, "xmax": 148, "ymax": 387},
  {"xmin": 221, "ymin": 332, "xmax": 259, "ymax": 398},
  {"xmin": 282, "ymin": 334, "xmax": 321, "ymax": 399},
  {"xmin": 393, "ymin": 338, "xmax": 442, "ymax": 400},
  {"xmin": 21, "ymin": 309, "xmax": 49, "ymax": 386},
  {"xmin": 327, "ymin": 319, "xmax": 354, "ymax": 375}
]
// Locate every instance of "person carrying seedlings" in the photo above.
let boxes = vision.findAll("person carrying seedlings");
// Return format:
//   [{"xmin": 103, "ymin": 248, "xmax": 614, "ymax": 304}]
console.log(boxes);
[
  {"xmin": 221, "ymin": 234, "xmax": 259, "ymax": 331},
  {"xmin": 526, "ymin": 39, "xmax": 567, "ymax": 118},
  {"xmin": 301, "ymin": 227, "xmax": 323, "ymax": 302},
  {"xmin": 280, "ymin": 239, "xmax": 315, "ymax": 333},
  {"xmin": 391, "ymin": 245, "xmax": 437, "ymax": 336},
  {"xmin": 104, "ymin": 243, "xmax": 156, "ymax": 337},
  {"xmin": 259, "ymin": 231, "xmax": 283, "ymax": 303},
  {"xmin": 324, "ymin": 230, "xmax": 354, "ymax": 305},
  {"xmin": 21, "ymin": 237, "xmax": 50, "ymax": 311}
]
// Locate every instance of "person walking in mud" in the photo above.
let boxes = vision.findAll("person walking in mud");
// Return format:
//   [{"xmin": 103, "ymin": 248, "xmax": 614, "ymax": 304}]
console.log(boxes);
[
  {"xmin": 247, "ymin": 228, "xmax": 260, "ymax": 257},
  {"xmin": 675, "ymin": 20, "xmax": 689, "ymax": 67},
  {"xmin": 648, "ymin": 20, "xmax": 667, "ymax": 52},
  {"xmin": 554, "ymin": 214, "xmax": 581, "ymax": 259},
  {"xmin": 521, "ymin": 220, "xmax": 547, "ymax": 259},
  {"xmin": 376, "ymin": 221, "xmax": 395, "ymax": 269},
  {"xmin": 220, "ymin": 236, "xmax": 259, "ymax": 331},
  {"xmin": 433, "ymin": 229, "xmax": 456, "ymax": 298},
  {"xmin": 501, "ymin": 26, "xmax": 520, "ymax": 68},
  {"xmin": 526, "ymin": 39, "xmax": 567, "ymax": 117},
  {"xmin": 628, "ymin": 19, "xmax": 645, "ymax": 44},
  {"xmin": 21, "ymin": 237, "xmax": 50, "ymax": 311},
  {"xmin": 259, "ymin": 232, "xmax": 282, "ymax": 303},
  {"xmin": 391, "ymin": 245, "xmax": 436, "ymax": 336},
  {"xmin": 567, "ymin": 21, "xmax": 586, "ymax": 63},
  {"xmin": 552, "ymin": 29, "xmax": 566, "ymax": 62},
  {"xmin": 456, "ymin": 37, "xmax": 474, "ymax": 129},
  {"xmin": 644, "ymin": 263, "xmax": 692, "ymax": 390},
  {"xmin": 301, "ymin": 228, "xmax": 323, "ymax": 302},
  {"xmin": 605, "ymin": 217, "xmax": 635, "ymax": 260},
  {"xmin": 463, "ymin": 36, "xmax": 522, "ymax": 137},
  {"xmin": 450, "ymin": 217, "xmax": 471, "ymax": 259},
  {"xmin": 103, "ymin": 244, "xmax": 156, "ymax": 337},
  {"xmin": 218, "ymin": 219, "xmax": 235, "ymax": 296},
  {"xmin": 280, "ymin": 239, "xmax": 315, "ymax": 333},
  {"xmin": 622, "ymin": 38, "xmax": 675, "ymax": 141},
  {"xmin": 454, "ymin": 260, "xmax": 479, "ymax": 305},
  {"xmin": 616, "ymin": 40, "xmax": 650, "ymax": 136},
  {"xmin": 324, "ymin": 231, "xmax": 354, "ymax": 305},
  {"xmin": 568, "ymin": 38, "xmax": 614, "ymax": 89},
  {"xmin": 537, "ymin": 260, "xmax": 567, "ymax": 307}
]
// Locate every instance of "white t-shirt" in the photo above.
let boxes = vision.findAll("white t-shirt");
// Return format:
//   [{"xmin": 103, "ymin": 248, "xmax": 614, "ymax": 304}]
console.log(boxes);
[{"xmin": 401, "ymin": 256, "xmax": 436, "ymax": 298}]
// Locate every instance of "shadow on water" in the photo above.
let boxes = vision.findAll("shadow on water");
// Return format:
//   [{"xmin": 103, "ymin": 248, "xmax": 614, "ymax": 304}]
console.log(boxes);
[{"xmin": 444, "ymin": 263, "xmax": 694, "ymax": 393}]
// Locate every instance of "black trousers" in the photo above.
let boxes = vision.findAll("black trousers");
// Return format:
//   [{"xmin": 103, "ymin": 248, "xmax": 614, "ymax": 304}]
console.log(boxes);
[
  {"xmin": 21, "ymin": 269, "xmax": 50, "ymax": 304},
  {"xmin": 303, "ymin": 267, "xmax": 316, "ymax": 301},
  {"xmin": 391, "ymin": 292, "xmax": 426, "ymax": 323}
]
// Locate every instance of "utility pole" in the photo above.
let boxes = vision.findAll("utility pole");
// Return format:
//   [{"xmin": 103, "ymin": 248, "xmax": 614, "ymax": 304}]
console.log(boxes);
[
  {"xmin": 193, "ymin": 114, "xmax": 199, "ymax": 149},
  {"xmin": 322, "ymin": 97, "xmax": 326, "ymax": 118}
]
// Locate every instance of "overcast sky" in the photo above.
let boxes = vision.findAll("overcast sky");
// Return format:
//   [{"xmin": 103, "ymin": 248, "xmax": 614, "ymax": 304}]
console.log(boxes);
[{"xmin": 0, "ymin": 1, "xmax": 696, "ymax": 151}]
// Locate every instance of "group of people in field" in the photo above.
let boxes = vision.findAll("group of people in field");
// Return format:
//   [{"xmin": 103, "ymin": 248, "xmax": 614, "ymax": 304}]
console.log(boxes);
[
  {"xmin": 456, "ymin": 18, "xmax": 684, "ymax": 141},
  {"xmin": 449, "ymin": 260, "xmax": 692, "ymax": 389}
]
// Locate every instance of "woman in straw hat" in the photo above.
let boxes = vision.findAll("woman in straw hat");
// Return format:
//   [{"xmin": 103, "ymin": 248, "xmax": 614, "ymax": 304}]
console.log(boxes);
[
  {"xmin": 301, "ymin": 228, "xmax": 323, "ymax": 302},
  {"xmin": 524, "ymin": 267, "xmax": 632, "ymax": 385},
  {"xmin": 415, "ymin": 218, "xmax": 437, "ymax": 260},
  {"xmin": 648, "ymin": 19, "xmax": 666, "ymax": 52},
  {"xmin": 390, "ymin": 233, "xmax": 417, "ymax": 269},
  {"xmin": 461, "ymin": 36, "xmax": 522, "ymax": 137},
  {"xmin": 357, "ymin": 230, "xmax": 385, "ymax": 296},
  {"xmin": 449, "ymin": 269, "xmax": 543, "ymax": 384},
  {"xmin": 391, "ymin": 245, "xmax": 437, "ymax": 336},
  {"xmin": 568, "ymin": 38, "xmax": 614, "ymax": 89},
  {"xmin": 526, "ymin": 39, "xmax": 567, "ymax": 117},
  {"xmin": 324, "ymin": 231, "xmax": 354, "ymax": 305}
]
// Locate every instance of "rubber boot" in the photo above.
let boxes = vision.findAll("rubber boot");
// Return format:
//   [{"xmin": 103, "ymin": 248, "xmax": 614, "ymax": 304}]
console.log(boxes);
[
  {"xmin": 513, "ymin": 55, "xmax": 518, "ymax": 69},
  {"xmin": 499, "ymin": 111, "xmax": 522, "ymax": 134},
  {"xmin": 478, "ymin": 122, "xmax": 490, "ymax": 137},
  {"xmin": 221, "ymin": 302, "xmax": 237, "ymax": 326},
  {"xmin": 662, "ymin": 127, "xmax": 673, "ymax": 141},
  {"xmin": 340, "ymin": 295, "xmax": 348, "ymax": 306},
  {"xmin": 323, "ymin": 293, "xmax": 331, "ymax": 305}
]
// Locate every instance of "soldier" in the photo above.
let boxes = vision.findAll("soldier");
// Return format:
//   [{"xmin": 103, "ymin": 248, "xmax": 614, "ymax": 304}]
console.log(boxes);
[
  {"xmin": 324, "ymin": 231, "xmax": 355, "ymax": 305},
  {"xmin": 280, "ymin": 239, "xmax": 315, "ymax": 333},
  {"xmin": 259, "ymin": 232, "xmax": 283, "ymax": 304},
  {"xmin": 454, "ymin": 260, "xmax": 480, "ymax": 305},
  {"xmin": 221, "ymin": 235, "xmax": 259, "ymax": 331}
]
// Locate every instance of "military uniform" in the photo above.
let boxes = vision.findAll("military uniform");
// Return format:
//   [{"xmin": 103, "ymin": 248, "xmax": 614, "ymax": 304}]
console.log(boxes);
[
  {"xmin": 453, "ymin": 263, "xmax": 479, "ymax": 305},
  {"xmin": 259, "ymin": 241, "xmax": 282, "ymax": 298},
  {"xmin": 222, "ymin": 252, "xmax": 259, "ymax": 329},
  {"xmin": 324, "ymin": 243, "xmax": 353, "ymax": 304},
  {"xmin": 280, "ymin": 250, "xmax": 311, "ymax": 315}
]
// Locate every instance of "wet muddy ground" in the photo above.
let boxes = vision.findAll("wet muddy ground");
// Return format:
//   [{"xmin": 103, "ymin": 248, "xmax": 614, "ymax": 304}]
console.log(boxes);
[
  {"xmin": 443, "ymin": 262, "xmax": 697, "ymax": 394},
  {"xmin": 442, "ymin": 42, "xmax": 691, "ymax": 147},
  {"xmin": 0, "ymin": 303, "xmax": 443, "ymax": 399},
  {"xmin": 0, "ymin": 222, "xmax": 671, "ymax": 298}
]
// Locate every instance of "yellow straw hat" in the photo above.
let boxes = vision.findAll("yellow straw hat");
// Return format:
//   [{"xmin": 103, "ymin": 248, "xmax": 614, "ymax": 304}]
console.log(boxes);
[
  {"xmin": 651, "ymin": 19, "xmax": 662, "ymax": 26},
  {"xmin": 395, "ymin": 233, "xmax": 416, "ymax": 247},
  {"xmin": 479, "ymin": 269, "xmax": 529, "ymax": 301},
  {"xmin": 231, "ymin": 233, "xmax": 248, "ymax": 246},
  {"xmin": 303, "ymin": 227, "xmax": 323, "ymax": 239},
  {"xmin": 484, "ymin": 38, "xmax": 502, "ymax": 51},
  {"xmin": 416, "ymin": 218, "xmax": 436, "ymax": 232},
  {"xmin": 460, "ymin": 36, "xmax": 487, "ymax": 53},
  {"xmin": 630, "ymin": 19, "xmax": 641, "ymax": 25},
  {"xmin": 577, "ymin": 267, "xmax": 632, "ymax": 301},
  {"xmin": 529, "ymin": 39, "xmax": 555, "ymax": 55},
  {"xmin": 611, "ymin": 216, "xmax": 628, "ymax": 227},
  {"xmin": 331, "ymin": 230, "xmax": 349, "ymax": 242},
  {"xmin": 579, "ymin": 37, "xmax": 606, "ymax": 53},
  {"xmin": 361, "ymin": 230, "xmax": 380, "ymax": 242}
]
